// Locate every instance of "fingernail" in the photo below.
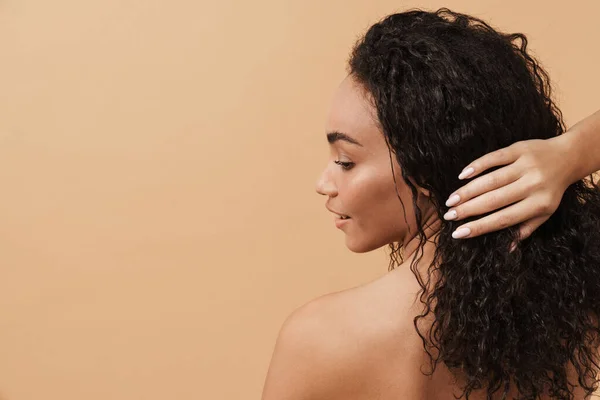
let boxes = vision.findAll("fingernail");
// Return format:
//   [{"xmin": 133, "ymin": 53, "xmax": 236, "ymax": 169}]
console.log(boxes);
[
  {"xmin": 443, "ymin": 210, "xmax": 457, "ymax": 220},
  {"xmin": 445, "ymin": 194, "xmax": 460, "ymax": 207},
  {"xmin": 452, "ymin": 227, "xmax": 471, "ymax": 239},
  {"xmin": 458, "ymin": 167, "xmax": 474, "ymax": 180}
]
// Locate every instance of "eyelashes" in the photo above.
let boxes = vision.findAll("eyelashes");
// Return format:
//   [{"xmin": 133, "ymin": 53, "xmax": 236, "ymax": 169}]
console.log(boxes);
[{"xmin": 334, "ymin": 160, "xmax": 355, "ymax": 171}]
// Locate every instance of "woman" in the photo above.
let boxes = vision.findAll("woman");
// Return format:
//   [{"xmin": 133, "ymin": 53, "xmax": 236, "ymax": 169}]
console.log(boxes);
[{"xmin": 262, "ymin": 8, "xmax": 600, "ymax": 399}]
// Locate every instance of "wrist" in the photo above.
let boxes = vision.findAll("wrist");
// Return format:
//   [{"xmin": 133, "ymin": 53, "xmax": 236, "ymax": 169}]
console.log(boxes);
[
  {"xmin": 555, "ymin": 130, "xmax": 587, "ymax": 185},
  {"xmin": 550, "ymin": 130, "xmax": 587, "ymax": 186}
]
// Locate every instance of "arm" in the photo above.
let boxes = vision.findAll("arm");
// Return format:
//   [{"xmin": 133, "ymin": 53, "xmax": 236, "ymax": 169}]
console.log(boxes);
[{"xmin": 563, "ymin": 109, "xmax": 600, "ymax": 182}]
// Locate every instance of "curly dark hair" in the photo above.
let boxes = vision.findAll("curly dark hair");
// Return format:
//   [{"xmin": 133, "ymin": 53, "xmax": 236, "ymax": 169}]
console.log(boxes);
[{"xmin": 348, "ymin": 8, "xmax": 600, "ymax": 400}]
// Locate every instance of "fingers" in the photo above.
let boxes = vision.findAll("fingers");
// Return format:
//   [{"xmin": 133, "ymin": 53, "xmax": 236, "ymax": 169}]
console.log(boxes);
[
  {"xmin": 457, "ymin": 145, "xmax": 520, "ymax": 181},
  {"xmin": 444, "ymin": 179, "xmax": 525, "ymax": 222},
  {"xmin": 450, "ymin": 198, "xmax": 550, "ymax": 239},
  {"xmin": 446, "ymin": 167, "xmax": 520, "ymax": 207}
]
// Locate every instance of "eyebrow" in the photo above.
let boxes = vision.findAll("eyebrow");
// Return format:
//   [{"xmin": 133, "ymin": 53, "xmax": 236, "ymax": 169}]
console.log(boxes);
[{"xmin": 326, "ymin": 131, "xmax": 363, "ymax": 147}]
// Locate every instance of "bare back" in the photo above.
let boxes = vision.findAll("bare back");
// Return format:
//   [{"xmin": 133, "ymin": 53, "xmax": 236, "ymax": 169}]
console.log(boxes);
[{"xmin": 321, "ymin": 261, "xmax": 593, "ymax": 400}]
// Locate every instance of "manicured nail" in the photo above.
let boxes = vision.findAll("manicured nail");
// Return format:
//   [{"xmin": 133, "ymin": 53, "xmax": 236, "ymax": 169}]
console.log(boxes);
[
  {"xmin": 452, "ymin": 227, "xmax": 471, "ymax": 239},
  {"xmin": 443, "ymin": 210, "xmax": 457, "ymax": 220},
  {"xmin": 458, "ymin": 167, "xmax": 475, "ymax": 180},
  {"xmin": 445, "ymin": 194, "xmax": 460, "ymax": 207}
]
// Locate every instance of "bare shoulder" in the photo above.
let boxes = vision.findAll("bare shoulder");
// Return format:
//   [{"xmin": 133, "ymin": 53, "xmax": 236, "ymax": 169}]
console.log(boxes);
[
  {"xmin": 261, "ymin": 290, "xmax": 367, "ymax": 400},
  {"xmin": 262, "ymin": 266, "xmax": 430, "ymax": 400}
]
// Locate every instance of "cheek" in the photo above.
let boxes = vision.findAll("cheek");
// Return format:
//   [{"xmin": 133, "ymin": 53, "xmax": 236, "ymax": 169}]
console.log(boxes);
[
  {"xmin": 339, "ymin": 167, "xmax": 419, "ymax": 253},
  {"xmin": 343, "ymin": 190, "xmax": 408, "ymax": 253},
  {"xmin": 346, "ymin": 170, "xmax": 411, "ymax": 230}
]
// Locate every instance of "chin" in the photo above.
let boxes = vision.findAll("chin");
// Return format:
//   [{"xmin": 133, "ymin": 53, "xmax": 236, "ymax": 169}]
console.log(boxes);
[{"xmin": 344, "ymin": 236, "xmax": 388, "ymax": 253}]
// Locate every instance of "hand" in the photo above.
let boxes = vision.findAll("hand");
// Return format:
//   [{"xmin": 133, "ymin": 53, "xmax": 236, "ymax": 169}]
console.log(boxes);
[{"xmin": 443, "ymin": 135, "xmax": 577, "ymax": 244}]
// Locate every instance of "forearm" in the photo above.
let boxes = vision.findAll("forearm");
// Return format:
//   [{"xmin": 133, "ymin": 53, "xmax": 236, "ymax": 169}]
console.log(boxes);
[{"xmin": 561, "ymin": 109, "xmax": 600, "ymax": 183}]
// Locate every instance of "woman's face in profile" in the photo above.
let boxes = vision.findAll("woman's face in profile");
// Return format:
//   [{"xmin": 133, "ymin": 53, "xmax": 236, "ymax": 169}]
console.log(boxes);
[{"xmin": 316, "ymin": 75, "xmax": 425, "ymax": 253}]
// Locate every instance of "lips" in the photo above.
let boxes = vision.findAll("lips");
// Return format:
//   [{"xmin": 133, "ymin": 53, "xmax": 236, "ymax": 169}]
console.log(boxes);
[
  {"xmin": 333, "ymin": 214, "xmax": 351, "ymax": 229},
  {"xmin": 325, "ymin": 206, "xmax": 352, "ymax": 228},
  {"xmin": 326, "ymin": 206, "xmax": 349, "ymax": 218},
  {"xmin": 337, "ymin": 215, "xmax": 350, "ymax": 220}
]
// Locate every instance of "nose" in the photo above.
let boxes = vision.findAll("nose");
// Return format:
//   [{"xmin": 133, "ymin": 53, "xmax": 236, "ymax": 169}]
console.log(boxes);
[{"xmin": 315, "ymin": 168, "xmax": 338, "ymax": 197}]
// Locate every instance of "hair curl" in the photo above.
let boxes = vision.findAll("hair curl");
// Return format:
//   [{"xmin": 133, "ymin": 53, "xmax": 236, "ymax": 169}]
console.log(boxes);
[{"xmin": 348, "ymin": 8, "xmax": 600, "ymax": 399}]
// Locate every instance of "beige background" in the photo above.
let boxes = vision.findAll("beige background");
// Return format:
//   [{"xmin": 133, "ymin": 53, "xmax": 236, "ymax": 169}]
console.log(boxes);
[{"xmin": 0, "ymin": 0, "xmax": 598, "ymax": 399}]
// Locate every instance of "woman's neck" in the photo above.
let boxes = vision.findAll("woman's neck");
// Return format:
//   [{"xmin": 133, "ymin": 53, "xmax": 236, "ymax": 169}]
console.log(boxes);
[{"xmin": 401, "ymin": 213, "xmax": 441, "ymax": 264}]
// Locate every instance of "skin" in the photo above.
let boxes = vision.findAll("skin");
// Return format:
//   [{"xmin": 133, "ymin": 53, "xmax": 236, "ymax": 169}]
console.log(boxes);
[
  {"xmin": 263, "ymin": 75, "xmax": 454, "ymax": 399},
  {"xmin": 314, "ymin": 74, "xmax": 438, "ymax": 257},
  {"xmin": 446, "ymin": 109, "xmax": 600, "ymax": 243},
  {"xmin": 261, "ymin": 76, "xmax": 596, "ymax": 399}
]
